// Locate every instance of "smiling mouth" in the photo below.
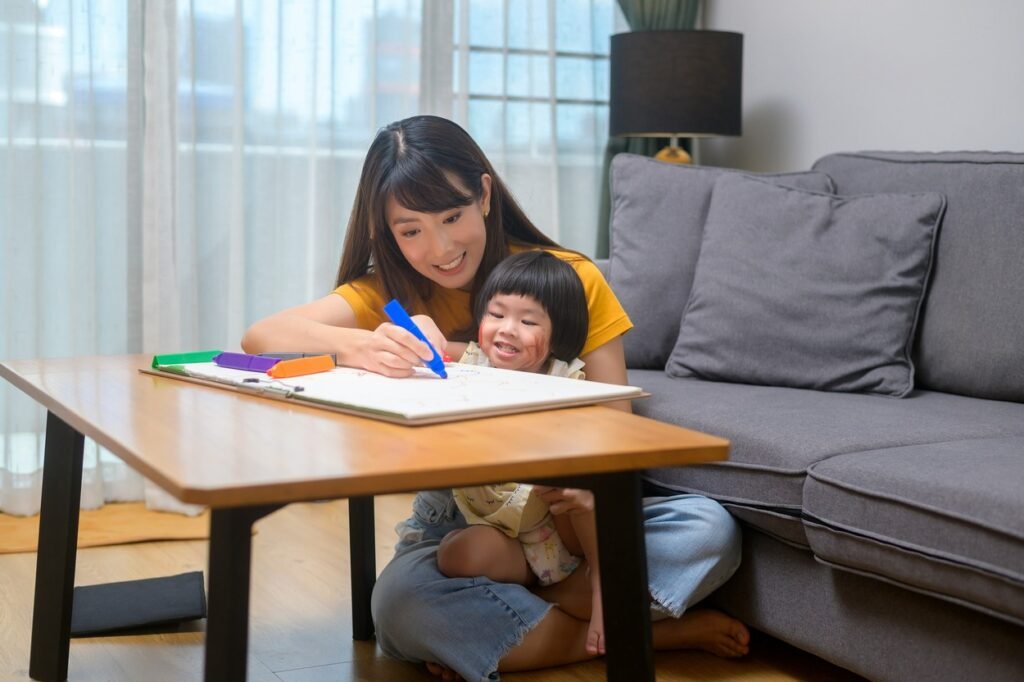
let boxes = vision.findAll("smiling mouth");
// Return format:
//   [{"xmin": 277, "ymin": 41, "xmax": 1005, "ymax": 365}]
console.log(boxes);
[
  {"xmin": 435, "ymin": 252, "xmax": 466, "ymax": 272},
  {"xmin": 494, "ymin": 342, "xmax": 519, "ymax": 355}
]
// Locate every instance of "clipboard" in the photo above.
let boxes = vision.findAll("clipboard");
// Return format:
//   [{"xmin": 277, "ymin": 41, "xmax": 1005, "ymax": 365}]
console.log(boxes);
[{"xmin": 142, "ymin": 357, "xmax": 647, "ymax": 426}]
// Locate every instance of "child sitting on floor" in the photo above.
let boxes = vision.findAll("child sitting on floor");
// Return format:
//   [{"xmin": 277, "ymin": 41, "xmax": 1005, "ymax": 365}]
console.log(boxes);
[{"xmin": 436, "ymin": 250, "xmax": 607, "ymax": 655}]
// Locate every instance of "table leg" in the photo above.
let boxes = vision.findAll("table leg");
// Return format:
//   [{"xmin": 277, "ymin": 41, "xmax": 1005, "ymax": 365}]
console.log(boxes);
[
  {"xmin": 348, "ymin": 496, "xmax": 376, "ymax": 640},
  {"xmin": 29, "ymin": 412, "xmax": 85, "ymax": 682},
  {"xmin": 570, "ymin": 471, "xmax": 654, "ymax": 682},
  {"xmin": 204, "ymin": 504, "xmax": 281, "ymax": 682}
]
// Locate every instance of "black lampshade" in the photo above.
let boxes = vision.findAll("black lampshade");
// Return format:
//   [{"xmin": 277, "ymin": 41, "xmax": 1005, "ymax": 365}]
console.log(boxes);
[{"xmin": 610, "ymin": 30, "xmax": 743, "ymax": 138}]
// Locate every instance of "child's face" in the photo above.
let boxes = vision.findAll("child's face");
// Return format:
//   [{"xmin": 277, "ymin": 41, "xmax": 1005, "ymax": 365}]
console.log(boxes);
[{"xmin": 478, "ymin": 294, "xmax": 553, "ymax": 373}]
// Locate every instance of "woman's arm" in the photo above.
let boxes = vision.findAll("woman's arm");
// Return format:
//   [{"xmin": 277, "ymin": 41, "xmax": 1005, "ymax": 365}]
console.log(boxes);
[
  {"xmin": 579, "ymin": 336, "xmax": 632, "ymax": 413},
  {"xmin": 241, "ymin": 294, "xmax": 363, "ymax": 356},
  {"xmin": 241, "ymin": 294, "xmax": 446, "ymax": 377}
]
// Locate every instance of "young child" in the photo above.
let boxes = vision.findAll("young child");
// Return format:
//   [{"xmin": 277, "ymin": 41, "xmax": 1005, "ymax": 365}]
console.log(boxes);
[{"xmin": 435, "ymin": 250, "xmax": 607, "ymax": 655}]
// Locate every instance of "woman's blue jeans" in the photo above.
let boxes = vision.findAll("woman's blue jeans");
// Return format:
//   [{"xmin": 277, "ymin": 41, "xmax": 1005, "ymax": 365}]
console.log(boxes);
[{"xmin": 371, "ymin": 488, "xmax": 741, "ymax": 682}]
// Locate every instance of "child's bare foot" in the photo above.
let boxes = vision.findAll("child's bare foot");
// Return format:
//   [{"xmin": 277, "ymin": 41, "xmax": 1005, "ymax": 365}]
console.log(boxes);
[
  {"xmin": 652, "ymin": 609, "xmax": 750, "ymax": 658},
  {"xmin": 586, "ymin": 587, "xmax": 605, "ymax": 655}
]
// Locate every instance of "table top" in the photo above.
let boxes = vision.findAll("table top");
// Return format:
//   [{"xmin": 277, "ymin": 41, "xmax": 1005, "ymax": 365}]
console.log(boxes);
[{"xmin": 1, "ymin": 355, "xmax": 728, "ymax": 508}]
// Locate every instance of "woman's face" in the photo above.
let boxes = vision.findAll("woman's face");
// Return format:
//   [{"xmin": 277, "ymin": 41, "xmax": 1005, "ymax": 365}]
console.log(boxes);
[
  {"xmin": 477, "ymin": 293, "xmax": 552, "ymax": 373},
  {"xmin": 385, "ymin": 174, "xmax": 491, "ymax": 291}
]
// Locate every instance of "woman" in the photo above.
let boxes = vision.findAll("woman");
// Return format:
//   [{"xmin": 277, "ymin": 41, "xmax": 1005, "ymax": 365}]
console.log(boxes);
[{"xmin": 242, "ymin": 115, "xmax": 748, "ymax": 680}]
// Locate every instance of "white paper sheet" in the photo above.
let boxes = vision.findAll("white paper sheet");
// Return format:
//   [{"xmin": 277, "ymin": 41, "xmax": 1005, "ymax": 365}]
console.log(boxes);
[{"xmin": 161, "ymin": 362, "xmax": 643, "ymax": 424}]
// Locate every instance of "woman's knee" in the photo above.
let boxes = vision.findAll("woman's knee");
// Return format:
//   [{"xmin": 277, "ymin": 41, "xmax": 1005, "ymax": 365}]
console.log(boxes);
[
  {"xmin": 694, "ymin": 497, "xmax": 742, "ymax": 560},
  {"xmin": 644, "ymin": 495, "xmax": 743, "ymax": 614},
  {"xmin": 647, "ymin": 494, "xmax": 741, "ymax": 564}
]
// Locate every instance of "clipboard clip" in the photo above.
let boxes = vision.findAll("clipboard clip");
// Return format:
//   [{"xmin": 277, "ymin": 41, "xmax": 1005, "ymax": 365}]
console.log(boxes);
[{"xmin": 240, "ymin": 377, "xmax": 305, "ymax": 396}]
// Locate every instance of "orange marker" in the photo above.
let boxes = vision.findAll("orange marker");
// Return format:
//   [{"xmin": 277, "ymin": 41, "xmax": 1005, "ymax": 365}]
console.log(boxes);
[{"xmin": 266, "ymin": 354, "xmax": 335, "ymax": 379}]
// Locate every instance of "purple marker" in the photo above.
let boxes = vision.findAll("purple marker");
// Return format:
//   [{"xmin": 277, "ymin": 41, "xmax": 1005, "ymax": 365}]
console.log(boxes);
[{"xmin": 213, "ymin": 352, "xmax": 281, "ymax": 372}]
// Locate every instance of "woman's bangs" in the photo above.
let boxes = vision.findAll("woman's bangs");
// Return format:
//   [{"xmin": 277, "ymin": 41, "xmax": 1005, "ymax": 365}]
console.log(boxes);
[{"xmin": 387, "ymin": 156, "xmax": 473, "ymax": 214}]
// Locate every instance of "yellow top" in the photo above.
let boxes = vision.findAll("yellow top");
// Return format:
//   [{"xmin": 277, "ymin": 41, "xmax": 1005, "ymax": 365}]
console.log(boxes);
[{"xmin": 334, "ymin": 246, "xmax": 632, "ymax": 357}]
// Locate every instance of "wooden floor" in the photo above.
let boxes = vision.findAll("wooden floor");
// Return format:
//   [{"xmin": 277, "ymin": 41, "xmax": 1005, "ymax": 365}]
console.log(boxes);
[{"xmin": 0, "ymin": 495, "xmax": 865, "ymax": 681}]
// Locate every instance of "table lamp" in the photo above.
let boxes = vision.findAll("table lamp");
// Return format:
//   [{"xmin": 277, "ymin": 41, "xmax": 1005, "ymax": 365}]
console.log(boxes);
[{"xmin": 610, "ymin": 30, "xmax": 743, "ymax": 164}]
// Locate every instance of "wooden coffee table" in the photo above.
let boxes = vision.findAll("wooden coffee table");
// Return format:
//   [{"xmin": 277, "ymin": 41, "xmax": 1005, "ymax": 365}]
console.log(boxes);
[{"xmin": 1, "ymin": 355, "xmax": 728, "ymax": 681}]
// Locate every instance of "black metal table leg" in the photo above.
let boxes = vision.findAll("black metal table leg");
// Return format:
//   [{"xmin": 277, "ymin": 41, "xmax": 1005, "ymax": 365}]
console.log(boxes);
[
  {"xmin": 29, "ymin": 411, "xmax": 85, "ymax": 682},
  {"xmin": 204, "ymin": 504, "xmax": 281, "ymax": 682},
  {"xmin": 349, "ymin": 496, "xmax": 376, "ymax": 640},
  {"xmin": 590, "ymin": 471, "xmax": 654, "ymax": 681},
  {"xmin": 551, "ymin": 471, "xmax": 653, "ymax": 682}
]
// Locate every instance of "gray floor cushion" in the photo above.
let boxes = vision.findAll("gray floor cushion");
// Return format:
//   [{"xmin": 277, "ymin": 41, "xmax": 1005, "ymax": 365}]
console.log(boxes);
[{"xmin": 803, "ymin": 437, "xmax": 1024, "ymax": 625}]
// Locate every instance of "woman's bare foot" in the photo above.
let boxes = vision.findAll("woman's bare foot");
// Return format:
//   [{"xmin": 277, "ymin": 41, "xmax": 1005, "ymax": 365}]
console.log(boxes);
[
  {"xmin": 652, "ymin": 609, "xmax": 750, "ymax": 658},
  {"xmin": 425, "ymin": 661, "xmax": 462, "ymax": 680}
]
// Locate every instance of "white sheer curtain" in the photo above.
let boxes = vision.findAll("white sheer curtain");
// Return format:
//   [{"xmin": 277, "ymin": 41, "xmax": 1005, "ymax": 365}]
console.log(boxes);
[
  {"xmin": 1, "ymin": 0, "xmax": 619, "ymax": 516},
  {"xmin": 2, "ymin": 0, "xmax": 146, "ymax": 515}
]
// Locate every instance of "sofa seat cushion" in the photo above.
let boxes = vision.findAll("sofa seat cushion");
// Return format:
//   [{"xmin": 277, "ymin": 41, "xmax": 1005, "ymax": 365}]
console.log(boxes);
[
  {"xmin": 803, "ymin": 438, "xmax": 1024, "ymax": 625},
  {"xmin": 632, "ymin": 371, "xmax": 1024, "ymax": 544}
]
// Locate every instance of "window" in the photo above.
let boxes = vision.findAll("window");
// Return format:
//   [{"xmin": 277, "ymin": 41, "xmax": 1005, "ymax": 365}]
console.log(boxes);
[{"xmin": 447, "ymin": 0, "xmax": 624, "ymax": 253}]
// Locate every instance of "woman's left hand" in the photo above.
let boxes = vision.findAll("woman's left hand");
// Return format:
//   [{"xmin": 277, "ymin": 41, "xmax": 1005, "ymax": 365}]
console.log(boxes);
[{"xmin": 533, "ymin": 486, "xmax": 594, "ymax": 516}]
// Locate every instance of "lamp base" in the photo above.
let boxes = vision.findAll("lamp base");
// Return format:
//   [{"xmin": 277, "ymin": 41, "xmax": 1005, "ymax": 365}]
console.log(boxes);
[{"xmin": 654, "ymin": 144, "xmax": 692, "ymax": 164}]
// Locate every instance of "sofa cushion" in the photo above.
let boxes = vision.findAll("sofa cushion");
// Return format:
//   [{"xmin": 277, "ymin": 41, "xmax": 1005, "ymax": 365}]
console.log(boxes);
[
  {"xmin": 803, "ymin": 438, "xmax": 1024, "ymax": 626},
  {"xmin": 666, "ymin": 174, "xmax": 945, "ymax": 397},
  {"xmin": 609, "ymin": 154, "xmax": 834, "ymax": 369},
  {"xmin": 631, "ymin": 371, "xmax": 1024, "ymax": 543},
  {"xmin": 813, "ymin": 151, "xmax": 1024, "ymax": 403}
]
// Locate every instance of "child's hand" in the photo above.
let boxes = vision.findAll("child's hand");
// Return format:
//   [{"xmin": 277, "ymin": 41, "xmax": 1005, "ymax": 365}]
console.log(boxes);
[{"xmin": 534, "ymin": 486, "xmax": 594, "ymax": 516}]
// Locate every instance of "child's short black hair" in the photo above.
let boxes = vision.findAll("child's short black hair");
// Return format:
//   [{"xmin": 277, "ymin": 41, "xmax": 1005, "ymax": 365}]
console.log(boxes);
[{"xmin": 474, "ymin": 251, "xmax": 589, "ymax": 362}]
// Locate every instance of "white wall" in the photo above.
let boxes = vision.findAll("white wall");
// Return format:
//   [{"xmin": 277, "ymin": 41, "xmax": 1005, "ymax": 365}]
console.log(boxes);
[{"xmin": 699, "ymin": 1, "xmax": 1024, "ymax": 171}]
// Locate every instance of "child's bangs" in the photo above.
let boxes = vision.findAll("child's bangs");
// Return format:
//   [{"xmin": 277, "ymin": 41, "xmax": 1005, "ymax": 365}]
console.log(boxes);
[
  {"xmin": 489, "ymin": 268, "xmax": 553, "ymax": 310},
  {"xmin": 386, "ymin": 155, "xmax": 474, "ymax": 214}
]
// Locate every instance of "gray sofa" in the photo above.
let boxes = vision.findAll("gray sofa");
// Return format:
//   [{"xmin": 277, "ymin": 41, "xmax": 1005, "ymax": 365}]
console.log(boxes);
[{"xmin": 600, "ymin": 152, "xmax": 1024, "ymax": 681}]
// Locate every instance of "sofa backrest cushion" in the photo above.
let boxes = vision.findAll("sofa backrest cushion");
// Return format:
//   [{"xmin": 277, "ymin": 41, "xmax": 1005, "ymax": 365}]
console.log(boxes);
[
  {"xmin": 609, "ymin": 154, "xmax": 834, "ymax": 369},
  {"xmin": 666, "ymin": 173, "xmax": 945, "ymax": 397},
  {"xmin": 813, "ymin": 152, "xmax": 1024, "ymax": 402}
]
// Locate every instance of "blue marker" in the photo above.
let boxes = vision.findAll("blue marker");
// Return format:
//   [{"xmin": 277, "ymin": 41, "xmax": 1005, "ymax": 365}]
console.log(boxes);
[{"xmin": 383, "ymin": 299, "xmax": 448, "ymax": 379}]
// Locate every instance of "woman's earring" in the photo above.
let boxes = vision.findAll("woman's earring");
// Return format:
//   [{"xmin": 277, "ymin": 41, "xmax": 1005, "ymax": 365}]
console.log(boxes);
[{"xmin": 483, "ymin": 207, "xmax": 489, "ymax": 218}]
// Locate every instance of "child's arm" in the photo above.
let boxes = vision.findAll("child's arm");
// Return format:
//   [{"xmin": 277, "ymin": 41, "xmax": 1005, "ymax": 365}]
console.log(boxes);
[
  {"xmin": 534, "ymin": 486, "xmax": 597, "ymax": 557},
  {"xmin": 534, "ymin": 486, "xmax": 594, "ymax": 517},
  {"xmin": 536, "ymin": 486, "xmax": 606, "ymax": 655}
]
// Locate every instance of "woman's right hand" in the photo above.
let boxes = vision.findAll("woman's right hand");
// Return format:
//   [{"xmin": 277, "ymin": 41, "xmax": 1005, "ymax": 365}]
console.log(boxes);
[
  {"xmin": 362, "ymin": 315, "xmax": 448, "ymax": 377},
  {"xmin": 242, "ymin": 294, "xmax": 451, "ymax": 377}
]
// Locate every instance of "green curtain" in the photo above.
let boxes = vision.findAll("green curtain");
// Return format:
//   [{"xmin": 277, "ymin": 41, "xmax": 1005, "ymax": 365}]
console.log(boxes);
[{"xmin": 595, "ymin": 0, "xmax": 702, "ymax": 258}]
